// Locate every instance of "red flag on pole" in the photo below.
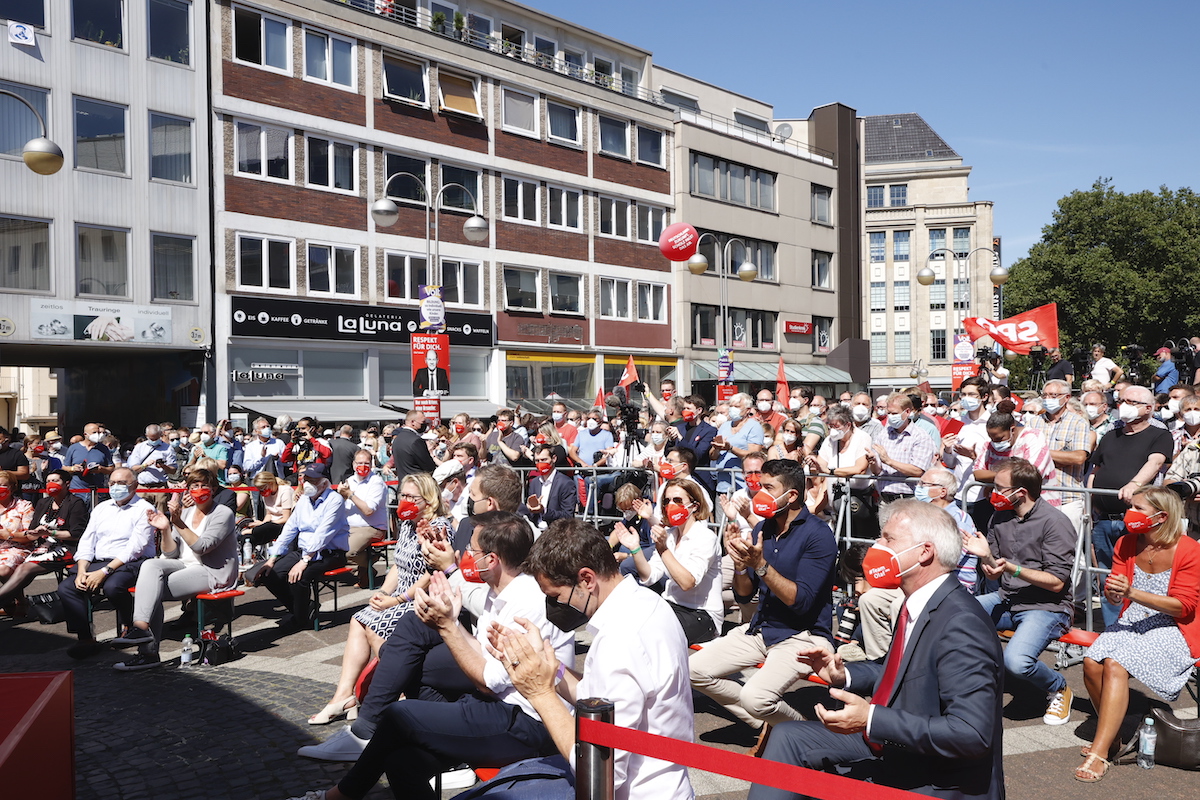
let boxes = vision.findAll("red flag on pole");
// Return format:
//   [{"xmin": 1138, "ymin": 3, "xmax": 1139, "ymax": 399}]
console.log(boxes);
[
  {"xmin": 775, "ymin": 357, "xmax": 789, "ymax": 406},
  {"xmin": 962, "ymin": 303, "xmax": 1059, "ymax": 354},
  {"xmin": 593, "ymin": 387, "xmax": 607, "ymax": 420},
  {"xmin": 618, "ymin": 355, "xmax": 639, "ymax": 389}
]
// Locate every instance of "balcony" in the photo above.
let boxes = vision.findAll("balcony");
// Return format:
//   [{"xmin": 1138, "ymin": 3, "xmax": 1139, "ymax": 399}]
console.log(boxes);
[
  {"xmin": 675, "ymin": 108, "xmax": 834, "ymax": 165},
  {"xmin": 335, "ymin": 0, "xmax": 665, "ymax": 105}
]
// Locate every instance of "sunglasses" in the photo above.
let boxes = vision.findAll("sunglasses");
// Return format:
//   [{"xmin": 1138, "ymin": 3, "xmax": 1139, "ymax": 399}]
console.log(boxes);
[{"xmin": 664, "ymin": 497, "xmax": 691, "ymax": 506}]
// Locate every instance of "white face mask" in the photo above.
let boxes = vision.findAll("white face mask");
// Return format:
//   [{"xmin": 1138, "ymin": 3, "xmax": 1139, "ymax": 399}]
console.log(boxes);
[
  {"xmin": 1185, "ymin": 410, "xmax": 1200, "ymax": 427},
  {"xmin": 826, "ymin": 428, "xmax": 844, "ymax": 442},
  {"xmin": 441, "ymin": 486, "xmax": 456, "ymax": 503},
  {"xmin": 728, "ymin": 406, "xmax": 743, "ymax": 421},
  {"xmin": 49, "ymin": 441, "xmax": 62, "ymax": 452},
  {"xmin": 1118, "ymin": 403, "xmax": 1140, "ymax": 423},
  {"xmin": 851, "ymin": 404, "xmax": 870, "ymax": 423},
  {"xmin": 711, "ymin": 414, "xmax": 728, "ymax": 427},
  {"xmin": 586, "ymin": 419, "xmax": 599, "ymax": 431},
  {"xmin": 840, "ymin": 400, "xmax": 851, "ymax": 408},
  {"xmin": 200, "ymin": 432, "xmax": 212, "ymax": 444},
  {"xmin": 1042, "ymin": 397, "xmax": 1062, "ymax": 415},
  {"xmin": 991, "ymin": 438, "xmax": 1012, "ymax": 453},
  {"xmin": 788, "ymin": 398, "xmax": 802, "ymax": 411},
  {"xmin": 88, "ymin": 432, "xmax": 104, "ymax": 444},
  {"xmin": 887, "ymin": 413, "xmax": 906, "ymax": 430},
  {"xmin": 961, "ymin": 396, "xmax": 981, "ymax": 412},
  {"xmin": 302, "ymin": 482, "xmax": 321, "ymax": 498},
  {"xmin": 1169, "ymin": 399, "xmax": 1182, "ymax": 414},
  {"xmin": 257, "ymin": 428, "xmax": 271, "ymax": 439},
  {"xmin": 1085, "ymin": 404, "xmax": 1102, "ymax": 420},
  {"xmin": 650, "ymin": 433, "xmax": 665, "ymax": 446},
  {"xmin": 757, "ymin": 401, "xmax": 773, "ymax": 414},
  {"xmin": 552, "ymin": 412, "xmax": 564, "ymax": 423},
  {"xmin": 1160, "ymin": 408, "xmax": 1176, "ymax": 421}
]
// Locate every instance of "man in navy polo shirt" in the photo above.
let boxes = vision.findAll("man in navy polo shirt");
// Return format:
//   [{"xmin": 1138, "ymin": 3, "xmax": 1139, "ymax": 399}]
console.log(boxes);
[{"xmin": 673, "ymin": 394, "xmax": 718, "ymax": 492}]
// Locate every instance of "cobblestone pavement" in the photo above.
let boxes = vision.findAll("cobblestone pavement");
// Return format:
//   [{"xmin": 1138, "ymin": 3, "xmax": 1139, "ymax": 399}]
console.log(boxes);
[{"xmin": 3, "ymin": 569, "xmax": 1200, "ymax": 800}]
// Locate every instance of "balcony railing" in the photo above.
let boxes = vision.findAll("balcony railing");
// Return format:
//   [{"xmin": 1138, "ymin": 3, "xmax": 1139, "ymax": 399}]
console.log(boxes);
[
  {"xmin": 336, "ymin": 0, "xmax": 666, "ymax": 106},
  {"xmin": 675, "ymin": 108, "xmax": 834, "ymax": 165}
]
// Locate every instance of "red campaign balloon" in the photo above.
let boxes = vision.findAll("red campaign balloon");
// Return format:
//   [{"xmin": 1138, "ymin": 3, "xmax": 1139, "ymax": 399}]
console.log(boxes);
[{"xmin": 659, "ymin": 222, "xmax": 699, "ymax": 261}]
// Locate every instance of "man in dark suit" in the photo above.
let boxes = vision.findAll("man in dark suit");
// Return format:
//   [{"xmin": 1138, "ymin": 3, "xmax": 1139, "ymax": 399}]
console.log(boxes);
[
  {"xmin": 672, "ymin": 394, "xmax": 718, "ymax": 492},
  {"xmin": 388, "ymin": 410, "xmax": 437, "ymax": 481},
  {"xmin": 525, "ymin": 445, "xmax": 577, "ymax": 532},
  {"xmin": 749, "ymin": 499, "xmax": 1004, "ymax": 800},
  {"xmin": 412, "ymin": 348, "xmax": 450, "ymax": 397}
]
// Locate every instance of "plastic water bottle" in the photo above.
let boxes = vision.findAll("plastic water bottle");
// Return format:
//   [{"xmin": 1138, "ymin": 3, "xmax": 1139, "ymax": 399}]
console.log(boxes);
[
  {"xmin": 1137, "ymin": 716, "xmax": 1157, "ymax": 769},
  {"xmin": 181, "ymin": 634, "xmax": 195, "ymax": 668}
]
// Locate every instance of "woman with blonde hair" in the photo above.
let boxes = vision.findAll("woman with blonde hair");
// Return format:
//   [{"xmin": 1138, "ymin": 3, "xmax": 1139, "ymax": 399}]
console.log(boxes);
[
  {"xmin": 1074, "ymin": 486, "xmax": 1200, "ymax": 782},
  {"xmin": 308, "ymin": 471, "xmax": 452, "ymax": 724},
  {"xmin": 241, "ymin": 471, "xmax": 295, "ymax": 554}
]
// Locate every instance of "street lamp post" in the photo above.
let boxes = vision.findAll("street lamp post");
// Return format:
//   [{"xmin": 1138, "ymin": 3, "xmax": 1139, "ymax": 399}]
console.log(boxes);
[
  {"xmin": 917, "ymin": 246, "xmax": 1008, "ymax": 335},
  {"xmin": 685, "ymin": 233, "xmax": 757, "ymax": 349},
  {"xmin": 370, "ymin": 173, "xmax": 488, "ymax": 285},
  {"xmin": 0, "ymin": 88, "xmax": 64, "ymax": 175}
]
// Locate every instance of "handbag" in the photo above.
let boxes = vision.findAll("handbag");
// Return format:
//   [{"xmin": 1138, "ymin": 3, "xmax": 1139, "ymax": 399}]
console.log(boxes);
[
  {"xmin": 28, "ymin": 591, "xmax": 65, "ymax": 625},
  {"xmin": 197, "ymin": 632, "xmax": 243, "ymax": 666},
  {"xmin": 1151, "ymin": 706, "xmax": 1200, "ymax": 769}
]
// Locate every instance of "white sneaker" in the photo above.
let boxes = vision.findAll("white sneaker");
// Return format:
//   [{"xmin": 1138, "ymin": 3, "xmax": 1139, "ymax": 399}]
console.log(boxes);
[
  {"xmin": 285, "ymin": 792, "xmax": 326, "ymax": 800},
  {"xmin": 296, "ymin": 725, "xmax": 368, "ymax": 761},
  {"xmin": 431, "ymin": 766, "xmax": 478, "ymax": 791}
]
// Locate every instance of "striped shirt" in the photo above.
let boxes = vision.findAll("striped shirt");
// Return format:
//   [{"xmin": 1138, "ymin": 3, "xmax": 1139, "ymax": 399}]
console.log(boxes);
[
  {"xmin": 1025, "ymin": 410, "xmax": 1092, "ymax": 491},
  {"xmin": 974, "ymin": 427, "xmax": 1060, "ymax": 505}
]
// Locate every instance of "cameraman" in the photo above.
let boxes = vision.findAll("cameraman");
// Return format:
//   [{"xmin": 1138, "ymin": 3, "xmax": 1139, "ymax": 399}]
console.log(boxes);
[
  {"xmin": 1154, "ymin": 347, "xmax": 1180, "ymax": 394},
  {"xmin": 281, "ymin": 417, "xmax": 331, "ymax": 478},
  {"xmin": 1045, "ymin": 348, "xmax": 1074, "ymax": 387}
]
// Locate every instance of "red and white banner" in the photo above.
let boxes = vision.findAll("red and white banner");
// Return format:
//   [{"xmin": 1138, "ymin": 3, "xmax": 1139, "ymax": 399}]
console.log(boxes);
[
  {"xmin": 962, "ymin": 303, "xmax": 1058, "ymax": 354},
  {"xmin": 617, "ymin": 355, "xmax": 639, "ymax": 389}
]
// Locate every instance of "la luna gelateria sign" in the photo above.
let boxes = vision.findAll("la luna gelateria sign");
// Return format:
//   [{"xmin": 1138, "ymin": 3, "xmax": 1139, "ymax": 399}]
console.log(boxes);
[{"xmin": 231, "ymin": 297, "xmax": 493, "ymax": 347}]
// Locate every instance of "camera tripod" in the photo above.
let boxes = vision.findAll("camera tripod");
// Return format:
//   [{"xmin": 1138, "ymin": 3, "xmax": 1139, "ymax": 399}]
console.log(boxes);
[{"xmin": 1027, "ymin": 369, "xmax": 1046, "ymax": 392}]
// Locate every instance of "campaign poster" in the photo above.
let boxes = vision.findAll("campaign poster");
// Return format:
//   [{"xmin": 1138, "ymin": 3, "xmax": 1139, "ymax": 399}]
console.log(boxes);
[
  {"xmin": 419, "ymin": 284, "xmax": 446, "ymax": 333},
  {"xmin": 411, "ymin": 334, "xmax": 450, "ymax": 397}
]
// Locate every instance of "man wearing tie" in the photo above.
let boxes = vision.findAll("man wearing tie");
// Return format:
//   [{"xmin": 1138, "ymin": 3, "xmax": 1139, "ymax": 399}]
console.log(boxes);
[
  {"xmin": 412, "ymin": 348, "xmax": 450, "ymax": 397},
  {"xmin": 749, "ymin": 500, "xmax": 1004, "ymax": 800}
]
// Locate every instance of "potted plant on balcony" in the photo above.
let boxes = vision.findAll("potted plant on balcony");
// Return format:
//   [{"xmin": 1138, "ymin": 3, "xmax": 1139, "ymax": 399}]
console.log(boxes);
[
  {"xmin": 430, "ymin": 11, "xmax": 446, "ymax": 34},
  {"xmin": 454, "ymin": 12, "xmax": 465, "ymax": 40}
]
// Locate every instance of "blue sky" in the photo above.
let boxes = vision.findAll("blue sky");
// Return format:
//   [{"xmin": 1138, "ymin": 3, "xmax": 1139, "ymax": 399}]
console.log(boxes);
[{"xmin": 532, "ymin": 0, "xmax": 1199, "ymax": 263}]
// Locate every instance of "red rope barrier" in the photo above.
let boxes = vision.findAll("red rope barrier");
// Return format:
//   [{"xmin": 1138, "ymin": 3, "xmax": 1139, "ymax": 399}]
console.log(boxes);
[{"xmin": 577, "ymin": 718, "xmax": 924, "ymax": 800}]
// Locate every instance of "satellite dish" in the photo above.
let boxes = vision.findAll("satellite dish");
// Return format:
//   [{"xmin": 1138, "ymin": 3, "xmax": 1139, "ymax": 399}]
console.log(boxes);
[{"xmin": 773, "ymin": 122, "xmax": 793, "ymax": 141}]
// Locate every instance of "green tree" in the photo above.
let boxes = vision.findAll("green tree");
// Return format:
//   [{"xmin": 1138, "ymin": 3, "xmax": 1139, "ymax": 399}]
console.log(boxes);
[{"xmin": 1003, "ymin": 180, "xmax": 1200, "ymax": 375}]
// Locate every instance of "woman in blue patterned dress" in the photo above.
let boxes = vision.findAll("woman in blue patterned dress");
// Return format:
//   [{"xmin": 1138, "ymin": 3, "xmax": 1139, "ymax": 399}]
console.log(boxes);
[
  {"xmin": 1075, "ymin": 487, "xmax": 1200, "ymax": 782},
  {"xmin": 307, "ymin": 472, "xmax": 451, "ymax": 725}
]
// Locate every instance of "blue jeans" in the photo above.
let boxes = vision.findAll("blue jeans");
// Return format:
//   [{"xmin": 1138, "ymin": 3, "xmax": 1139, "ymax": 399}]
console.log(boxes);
[
  {"xmin": 976, "ymin": 592, "xmax": 1068, "ymax": 695},
  {"xmin": 1092, "ymin": 518, "xmax": 1127, "ymax": 626}
]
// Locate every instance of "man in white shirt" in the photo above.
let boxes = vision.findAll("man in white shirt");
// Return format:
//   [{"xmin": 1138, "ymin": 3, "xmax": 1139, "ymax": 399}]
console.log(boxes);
[
  {"xmin": 241, "ymin": 417, "xmax": 285, "ymax": 478},
  {"xmin": 58, "ymin": 467, "xmax": 156, "ymax": 659},
  {"xmin": 336, "ymin": 449, "xmax": 389, "ymax": 588},
  {"xmin": 128, "ymin": 424, "xmax": 177, "ymax": 488},
  {"xmin": 495, "ymin": 518, "xmax": 695, "ymax": 800}
]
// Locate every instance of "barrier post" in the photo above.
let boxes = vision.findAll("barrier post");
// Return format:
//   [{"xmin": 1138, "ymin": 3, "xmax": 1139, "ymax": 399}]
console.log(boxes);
[{"xmin": 575, "ymin": 698, "xmax": 614, "ymax": 800}]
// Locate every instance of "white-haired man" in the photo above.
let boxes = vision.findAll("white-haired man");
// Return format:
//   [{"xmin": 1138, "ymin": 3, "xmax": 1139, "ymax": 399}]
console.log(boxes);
[{"xmin": 1025, "ymin": 378, "xmax": 1092, "ymax": 535}]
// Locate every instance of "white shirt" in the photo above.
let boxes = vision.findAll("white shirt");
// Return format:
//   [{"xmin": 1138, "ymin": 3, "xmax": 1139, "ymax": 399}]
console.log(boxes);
[
  {"xmin": 242, "ymin": 435, "xmax": 285, "ymax": 477},
  {"xmin": 640, "ymin": 523, "xmax": 723, "ymax": 631},
  {"xmin": 577, "ymin": 577, "xmax": 694, "ymax": 800},
  {"xmin": 1092, "ymin": 356, "xmax": 1119, "ymax": 385},
  {"xmin": 943, "ymin": 409, "xmax": 992, "ymax": 503},
  {"xmin": 818, "ymin": 427, "xmax": 872, "ymax": 496},
  {"xmin": 476, "ymin": 573, "xmax": 576, "ymax": 721},
  {"xmin": 653, "ymin": 474, "xmax": 712, "ymax": 522},
  {"xmin": 172, "ymin": 506, "xmax": 208, "ymax": 569},
  {"xmin": 75, "ymin": 497, "xmax": 157, "ymax": 565},
  {"xmin": 343, "ymin": 472, "xmax": 388, "ymax": 530},
  {"xmin": 451, "ymin": 466, "xmax": 477, "ymax": 522},
  {"xmin": 127, "ymin": 438, "xmax": 177, "ymax": 484}
]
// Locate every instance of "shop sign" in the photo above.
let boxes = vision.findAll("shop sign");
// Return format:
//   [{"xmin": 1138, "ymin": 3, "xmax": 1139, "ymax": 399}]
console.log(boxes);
[{"xmin": 231, "ymin": 297, "xmax": 492, "ymax": 347}]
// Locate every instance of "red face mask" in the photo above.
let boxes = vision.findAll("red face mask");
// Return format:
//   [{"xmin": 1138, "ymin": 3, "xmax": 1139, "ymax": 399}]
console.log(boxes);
[
  {"xmin": 682, "ymin": 409, "xmax": 697, "ymax": 423},
  {"xmin": 989, "ymin": 489, "xmax": 1017, "ymax": 512},
  {"xmin": 497, "ymin": 420, "xmax": 510, "ymax": 432},
  {"xmin": 861, "ymin": 543, "xmax": 923, "ymax": 590},
  {"xmin": 189, "ymin": 486, "xmax": 212, "ymax": 505},
  {"xmin": 752, "ymin": 489, "xmax": 789, "ymax": 518},
  {"xmin": 454, "ymin": 423, "xmax": 466, "ymax": 435},
  {"xmin": 661, "ymin": 389, "xmax": 673, "ymax": 401},
  {"xmin": 354, "ymin": 464, "xmax": 372, "ymax": 478},
  {"xmin": 1123, "ymin": 508, "xmax": 1162, "ymax": 534},
  {"xmin": 0, "ymin": 487, "xmax": 10, "ymax": 503},
  {"xmin": 745, "ymin": 474, "xmax": 762, "ymax": 493},
  {"xmin": 46, "ymin": 482, "xmax": 65, "ymax": 497},
  {"xmin": 396, "ymin": 500, "xmax": 420, "ymax": 521},
  {"xmin": 460, "ymin": 550, "xmax": 488, "ymax": 583},
  {"xmin": 535, "ymin": 461, "xmax": 553, "ymax": 476},
  {"xmin": 665, "ymin": 501, "xmax": 691, "ymax": 527},
  {"xmin": 535, "ymin": 434, "xmax": 547, "ymax": 445},
  {"xmin": 659, "ymin": 462, "xmax": 677, "ymax": 480}
]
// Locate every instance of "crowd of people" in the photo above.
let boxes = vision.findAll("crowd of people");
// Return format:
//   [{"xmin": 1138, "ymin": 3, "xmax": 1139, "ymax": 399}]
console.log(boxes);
[{"xmin": 1, "ymin": 355, "xmax": 1199, "ymax": 797}]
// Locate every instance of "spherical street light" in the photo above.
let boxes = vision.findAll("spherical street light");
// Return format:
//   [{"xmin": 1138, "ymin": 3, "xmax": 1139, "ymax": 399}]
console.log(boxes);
[
  {"xmin": 916, "ymin": 266, "xmax": 936, "ymax": 286},
  {"xmin": 990, "ymin": 265, "xmax": 1010, "ymax": 286},
  {"xmin": 687, "ymin": 253, "xmax": 708, "ymax": 276},
  {"xmin": 737, "ymin": 261, "xmax": 758, "ymax": 282},
  {"xmin": 22, "ymin": 137, "xmax": 64, "ymax": 175},
  {"xmin": 1004, "ymin": 350, "xmax": 1018, "ymax": 361},
  {"xmin": 370, "ymin": 198, "xmax": 400, "ymax": 227},
  {"xmin": 463, "ymin": 215, "xmax": 489, "ymax": 242}
]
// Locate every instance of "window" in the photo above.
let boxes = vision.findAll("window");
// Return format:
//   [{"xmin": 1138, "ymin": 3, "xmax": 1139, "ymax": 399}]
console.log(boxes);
[
  {"xmin": 0, "ymin": 82, "xmax": 48, "ymax": 159},
  {"xmin": 439, "ymin": 164, "xmax": 478, "ymax": 211},
  {"xmin": 812, "ymin": 251, "xmax": 832, "ymax": 289},
  {"xmin": 929, "ymin": 279, "xmax": 946, "ymax": 310},
  {"xmin": 752, "ymin": 310, "xmax": 777, "ymax": 349},
  {"xmin": 893, "ymin": 230, "xmax": 910, "ymax": 262},
  {"xmin": 148, "ymin": 0, "xmax": 190, "ymax": 65},
  {"xmin": 889, "ymin": 184, "xmax": 907, "ymax": 207},
  {"xmin": 599, "ymin": 277, "xmax": 630, "ymax": 319},
  {"xmin": 0, "ymin": 215, "xmax": 50, "ymax": 292},
  {"xmin": 695, "ymin": 232, "xmax": 775, "ymax": 281},
  {"xmin": 238, "ymin": 235, "xmax": 292, "ymax": 290},
  {"xmin": 894, "ymin": 331, "xmax": 911, "ymax": 362},
  {"xmin": 236, "ymin": 122, "xmax": 289, "ymax": 180},
  {"xmin": 593, "ymin": 57, "xmax": 613, "ymax": 87},
  {"xmin": 503, "ymin": 267, "xmax": 539, "ymax": 310},
  {"xmin": 637, "ymin": 126, "xmax": 663, "ymax": 166},
  {"xmin": 307, "ymin": 136, "xmax": 355, "ymax": 191},
  {"xmin": 562, "ymin": 48, "xmax": 584, "ymax": 78},
  {"xmin": 869, "ymin": 231, "xmax": 885, "ymax": 263},
  {"xmin": 870, "ymin": 281, "xmax": 886, "ymax": 312},
  {"xmin": 151, "ymin": 233, "xmax": 193, "ymax": 301},
  {"xmin": 441, "ymin": 260, "xmax": 481, "ymax": 305},
  {"xmin": 814, "ymin": 316, "xmax": 832, "ymax": 354},
  {"xmin": 1, "ymin": 0, "xmax": 44, "ymax": 26},
  {"xmin": 149, "ymin": 112, "xmax": 191, "ymax": 183},
  {"xmin": 636, "ymin": 282, "xmax": 665, "ymax": 322},
  {"xmin": 547, "ymin": 186, "xmax": 581, "ymax": 230},
  {"xmin": 931, "ymin": 329, "xmax": 947, "ymax": 361},
  {"xmin": 747, "ymin": 239, "xmax": 775, "ymax": 282},
  {"xmin": 598, "ymin": 116, "xmax": 628, "ymax": 157},
  {"xmin": 866, "ymin": 185, "xmax": 884, "ymax": 208},
  {"xmin": 620, "ymin": 65, "xmax": 638, "ymax": 97},
  {"xmin": 954, "ymin": 278, "xmax": 970, "ymax": 311},
  {"xmin": 893, "ymin": 280, "xmax": 910, "ymax": 311},
  {"xmin": 383, "ymin": 55, "xmax": 427, "ymax": 105},
  {"xmin": 384, "ymin": 251, "xmax": 428, "ymax": 300},
  {"xmin": 953, "ymin": 227, "xmax": 971, "ymax": 258},
  {"xmin": 305, "ymin": 350, "xmax": 365, "ymax": 398},
  {"xmin": 690, "ymin": 153, "xmax": 775, "ymax": 211},
  {"xmin": 660, "ymin": 89, "xmax": 699, "ymax": 112},
  {"xmin": 533, "ymin": 36, "xmax": 555, "ymax": 68},
  {"xmin": 598, "ymin": 196, "xmax": 629, "ymax": 238},
  {"xmin": 502, "ymin": 88, "xmax": 536, "ymax": 135},
  {"xmin": 438, "ymin": 72, "xmax": 480, "ymax": 117},
  {"xmin": 74, "ymin": 97, "xmax": 126, "ymax": 174},
  {"xmin": 547, "ymin": 101, "xmax": 578, "ymax": 143},
  {"xmin": 73, "ymin": 0, "xmax": 123, "ymax": 48},
  {"xmin": 812, "ymin": 184, "xmax": 832, "ymax": 224},
  {"xmin": 928, "ymin": 228, "xmax": 946, "ymax": 258},
  {"xmin": 500, "ymin": 23, "xmax": 525, "ymax": 56},
  {"xmin": 692, "ymin": 304, "xmax": 716, "ymax": 346},
  {"xmin": 503, "ymin": 177, "xmax": 538, "ymax": 222},
  {"xmin": 233, "ymin": 5, "xmax": 288, "ymax": 71},
  {"xmin": 870, "ymin": 332, "xmax": 888, "ymax": 363},
  {"xmin": 733, "ymin": 111, "xmax": 769, "ymax": 132},
  {"xmin": 304, "ymin": 29, "xmax": 354, "ymax": 88},
  {"xmin": 307, "ymin": 243, "xmax": 356, "ymax": 296},
  {"xmin": 636, "ymin": 204, "xmax": 666, "ymax": 244},
  {"xmin": 384, "ymin": 153, "xmax": 426, "ymax": 203},
  {"xmin": 549, "ymin": 273, "xmax": 581, "ymax": 314},
  {"xmin": 76, "ymin": 224, "xmax": 128, "ymax": 296}
]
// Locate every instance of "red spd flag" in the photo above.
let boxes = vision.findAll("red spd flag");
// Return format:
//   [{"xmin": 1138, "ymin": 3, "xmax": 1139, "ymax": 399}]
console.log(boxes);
[
  {"xmin": 593, "ymin": 387, "xmax": 607, "ymax": 420},
  {"xmin": 963, "ymin": 303, "xmax": 1058, "ymax": 354},
  {"xmin": 775, "ymin": 357, "xmax": 789, "ymax": 406},
  {"xmin": 617, "ymin": 355, "xmax": 639, "ymax": 389}
]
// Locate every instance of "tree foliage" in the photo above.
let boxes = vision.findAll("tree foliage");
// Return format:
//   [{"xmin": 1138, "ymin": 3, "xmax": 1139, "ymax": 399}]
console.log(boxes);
[{"xmin": 1004, "ymin": 179, "xmax": 1200, "ymax": 362}]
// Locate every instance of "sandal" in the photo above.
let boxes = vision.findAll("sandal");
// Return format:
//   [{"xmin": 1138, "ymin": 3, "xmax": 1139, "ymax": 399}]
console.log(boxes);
[
  {"xmin": 308, "ymin": 696, "xmax": 358, "ymax": 725},
  {"xmin": 1074, "ymin": 752, "xmax": 1111, "ymax": 783}
]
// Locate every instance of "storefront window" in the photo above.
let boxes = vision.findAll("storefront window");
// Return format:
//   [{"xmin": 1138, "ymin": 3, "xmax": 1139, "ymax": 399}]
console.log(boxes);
[
  {"xmin": 381, "ymin": 350, "xmax": 488, "ymax": 398},
  {"xmin": 304, "ymin": 350, "xmax": 364, "ymax": 397},
  {"xmin": 229, "ymin": 347, "xmax": 299, "ymax": 398}
]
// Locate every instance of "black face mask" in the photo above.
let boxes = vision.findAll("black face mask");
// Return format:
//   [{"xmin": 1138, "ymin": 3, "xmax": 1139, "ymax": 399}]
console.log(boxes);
[{"xmin": 545, "ymin": 585, "xmax": 590, "ymax": 632}]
